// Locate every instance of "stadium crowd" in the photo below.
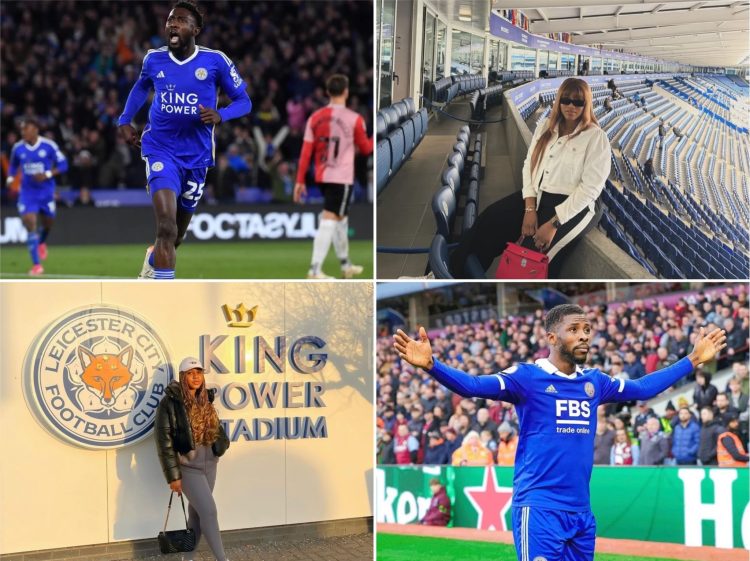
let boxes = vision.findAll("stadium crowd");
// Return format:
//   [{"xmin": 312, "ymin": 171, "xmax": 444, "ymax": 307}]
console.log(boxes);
[
  {"xmin": 377, "ymin": 285, "xmax": 749, "ymax": 467},
  {"xmin": 0, "ymin": 0, "xmax": 372, "ymax": 204}
]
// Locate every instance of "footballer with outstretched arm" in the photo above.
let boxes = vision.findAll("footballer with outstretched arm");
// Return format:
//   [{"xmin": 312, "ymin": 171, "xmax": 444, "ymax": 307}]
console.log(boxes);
[{"xmin": 394, "ymin": 304, "xmax": 726, "ymax": 561}]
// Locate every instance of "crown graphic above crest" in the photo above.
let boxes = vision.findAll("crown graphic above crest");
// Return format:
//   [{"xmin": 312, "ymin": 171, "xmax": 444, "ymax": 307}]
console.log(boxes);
[
  {"xmin": 221, "ymin": 303, "xmax": 258, "ymax": 328},
  {"xmin": 166, "ymin": 84, "xmax": 176, "ymax": 92}
]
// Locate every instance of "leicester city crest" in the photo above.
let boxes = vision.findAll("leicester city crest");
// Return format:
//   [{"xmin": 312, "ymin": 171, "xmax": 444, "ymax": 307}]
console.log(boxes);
[
  {"xmin": 23, "ymin": 305, "xmax": 173, "ymax": 449},
  {"xmin": 584, "ymin": 382, "xmax": 595, "ymax": 398}
]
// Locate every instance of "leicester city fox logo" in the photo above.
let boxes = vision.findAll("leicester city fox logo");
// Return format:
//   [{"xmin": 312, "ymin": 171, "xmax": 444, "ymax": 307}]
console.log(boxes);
[
  {"xmin": 23, "ymin": 306, "xmax": 173, "ymax": 449},
  {"xmin": 73, "ymin": 340, "xmax": 140, "ymax": 413}
]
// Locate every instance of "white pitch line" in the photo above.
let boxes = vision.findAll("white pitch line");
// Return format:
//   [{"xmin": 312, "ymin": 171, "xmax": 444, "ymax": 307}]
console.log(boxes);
[{"xmin": 0, "ymin": 273, "xmax": 127, "ymax": 279}]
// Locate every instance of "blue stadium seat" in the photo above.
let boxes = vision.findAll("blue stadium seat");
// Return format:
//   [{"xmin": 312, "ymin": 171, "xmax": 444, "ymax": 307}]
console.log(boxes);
[
  {"xmin": 429, "ymin": 235, "xmax": 454, "ymax": 279},
  {"xmin": 381, "ymin": 106, "xmax": 400, "ymax": 131},
  {"xmin": 376, "ymin": 113, "xmax": 387, "ymax": 138},
  {"xmin": 463, "ymin": 200, "xmax": 477, "ymax": 233},
  {"xmin": 401, "ymin": 120, "xmax": 415, "ymax": 156},
  {"xmin": 387, "ymin": 128, "xmax": 406, "ymax": 174},
  {"xmin": 453, "ymin": 141, "xmax": 467, "ymax": 159},
  {"xmin": 410, "ymin": 115, "xmax": 423, "ymax": 146},
  {"xmin": 441, "ymin": 166, "xmax": 461, "ymax": 193},
  {"xmin": 432, "ymin": 186, "xmax": 456, "ymax": 238},
  {"xmin": 376, "ymin": 138, "xmax": 391, "ymax": 193},
  {"xmin": 392, "ymin": 101, "xmax": 409, "ymax": 123},
  {"xmin": 467, "ymin": 179, "xmax": 479, "ymax": 205},
  {"xmin": 448, "ymin": 151, "xmax": 464, "ymax": 174},
  {"xmin": 403, "ymin": 97, "xmax": 416, "ymax": 116},
  {"xmin": 418, "ymin": 108, "xmax": 429, "ymax": 137}
]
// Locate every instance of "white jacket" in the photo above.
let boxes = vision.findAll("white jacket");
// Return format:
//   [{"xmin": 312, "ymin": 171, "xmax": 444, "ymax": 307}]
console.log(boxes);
[{"xmin": 521, "ymin": 117, "xmax": 612, "ymax": 225}]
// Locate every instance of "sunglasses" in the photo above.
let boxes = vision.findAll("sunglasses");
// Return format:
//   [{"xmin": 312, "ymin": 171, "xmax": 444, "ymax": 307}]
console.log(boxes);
[{"xmin": 559, "ymin": 97, "xmax": 585, "ymax": 108}]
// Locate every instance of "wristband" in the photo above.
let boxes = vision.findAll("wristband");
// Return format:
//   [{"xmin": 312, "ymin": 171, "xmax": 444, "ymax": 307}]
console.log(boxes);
[
  {"xmin": 524, "ymin": 207, "xmax": 535, "ymax": 213},
  {"xmin": 45, "ymin": 170, "xmax": 53, "ymax": 179}
]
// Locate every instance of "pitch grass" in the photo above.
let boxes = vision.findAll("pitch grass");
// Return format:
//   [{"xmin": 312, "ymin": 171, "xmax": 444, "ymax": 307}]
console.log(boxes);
[
  {"xmin": 0, "ymin": 240, "xmax": 373, "ymax": 279},
  {"xmin": 377, "ymin": 534, "xmax": 689, "ymax": 561}
]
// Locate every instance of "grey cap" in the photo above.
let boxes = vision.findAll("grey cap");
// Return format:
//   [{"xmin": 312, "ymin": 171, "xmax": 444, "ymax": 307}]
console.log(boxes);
[{"xmin": 498, "ymin": 422, "xmax": 513, "ymax": 434}]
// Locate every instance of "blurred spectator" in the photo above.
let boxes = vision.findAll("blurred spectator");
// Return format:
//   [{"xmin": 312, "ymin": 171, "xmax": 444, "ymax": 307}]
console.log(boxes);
[
  {"xmin": 693, "ymin": 370, "xmax": 718, "ymax": 412},
  {"xmin": 73, "ymin": 186, "xmax": 95, "ymax": 207},
  {"xmin": 207, "ymin": 154, "xmax": 240, "ymax": 204},
  {"xmin": 472, "ymin": 408, "xmax": 498, "ymax": 436},
  {"xmin": 623, "ymin": 350, "xmax": 645, "ymax": 380},
  {"xmin": 479, "ymin": 430, "xmax": 498, "ymax": 457},
  {"xmin": 421, "ymin": 479, "xmax": 451, "ymax": 526},
  {"xmin": 604, "ymin": 97, "xmax": 613, "ymax": 113},
  {"xmin": 717, "ymin": 416, "xmax": 749, "ymax": 467},
  {"xmin": 594, "ymin": 407, "xmax": 616, "ymax": 465},
  {"xmin": 633, "ymin": 401, "xmax": 657, "ymax": 437},
  {"xmin": 610, "ymin": 428, "xmax": 639, "ymax": 465},
  {"xmin": 714, "ymin": 393, "xmax": 739, "ymax": 427},
  {"xmin": 660, "ymin": 402, "xmax": 676, "ymax": 434},
  {"xmin": 671, "ymin": 407, "xmax": 700, "ymax": 465},
  {"xmin": 645, "ymin": 346, "xmax": 669, "ymax": 374},
  {"xmin": 639, "ymin": 417, "xmax": 670, "ymax": 465},
  {"xmin": 731, "ymin": 363, "xmax": 749, "ymax": 395},
  {"xmin": 451, "ymin": 431, "xmax": 493, "ymax": 466},
  {"xmin": 394, "ymin": 424, "xmax": 419, "ymax": 465},
  {"xmin": 423, "ymin": 431, "xmax": 452, "ymax": 465},
  {"xmin": 496, "ymin": 423, "xmax": 518, "ymax": 466},
  {"xmin": 726, "ymin": 376, "xmax": 748, "ymax": 413},
  {"xmin": 444, "ymin": 427, "xmax": 462, "ymax": 456},
  {"xmin": 724, "ymin": 319, "xmax": 747, "ymax": 360},
  {"xmin": 698, "ymin": 407, "xmax": 725, "ymax": 465},
  {"xmin": 377, "ymin": 430, "xmax": 395, "ymax": 464}
]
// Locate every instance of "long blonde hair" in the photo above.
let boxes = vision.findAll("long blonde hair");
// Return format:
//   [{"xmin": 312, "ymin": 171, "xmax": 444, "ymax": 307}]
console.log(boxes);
[
  {"xmin": 180, "ymin": 372, "xmax": 220, "ymax": 446},
  {"xmin": 530, "ymin": 78, "xmax": 599, "ymax": 176}
]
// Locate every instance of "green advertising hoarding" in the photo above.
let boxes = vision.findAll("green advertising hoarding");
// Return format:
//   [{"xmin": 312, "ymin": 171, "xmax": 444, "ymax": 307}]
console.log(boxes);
[{"xmin": 377, "ymin": 466, "xmax": 749, "ymax": 549}]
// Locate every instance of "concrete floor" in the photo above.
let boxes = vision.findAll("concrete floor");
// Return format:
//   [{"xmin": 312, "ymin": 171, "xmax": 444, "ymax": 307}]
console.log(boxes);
[{"xmin": 377, "ymin": 100, "xmax": 515, "ymax": 278}]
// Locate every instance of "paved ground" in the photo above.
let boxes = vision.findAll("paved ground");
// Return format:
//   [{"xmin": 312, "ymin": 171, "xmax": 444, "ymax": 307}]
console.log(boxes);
[{"xmin": 113, "ymin": 533, "xmax": 373, "ymax": 561}]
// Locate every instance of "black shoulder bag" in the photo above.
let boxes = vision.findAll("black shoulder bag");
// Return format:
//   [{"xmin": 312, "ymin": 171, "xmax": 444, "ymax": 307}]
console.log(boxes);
[{"xmin": 157, "ymin": 492, "xmax": 196, "ymax": 553}]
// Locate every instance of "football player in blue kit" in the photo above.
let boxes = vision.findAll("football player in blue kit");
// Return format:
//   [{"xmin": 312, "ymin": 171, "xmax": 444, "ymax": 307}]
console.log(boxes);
[
  {"xmin": 394, "ymin": 304, "xmax": 726, "ymax": 561},
  {"xmin": 118, "ymin": 1, "xmax": 251, "ymax": 279},
  {"xmin": 6, "ymin": 117, "xmax": 69, "ymax": 276}
]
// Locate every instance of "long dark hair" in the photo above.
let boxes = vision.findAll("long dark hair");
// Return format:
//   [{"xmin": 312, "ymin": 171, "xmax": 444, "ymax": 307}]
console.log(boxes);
[{"xmin": 530, "ymin": 78, "xmax": 599, "ymax": 176}]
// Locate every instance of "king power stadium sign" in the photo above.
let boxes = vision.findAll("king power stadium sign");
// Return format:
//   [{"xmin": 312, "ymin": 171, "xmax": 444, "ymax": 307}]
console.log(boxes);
[{"xmin": 377, "ymin": 466, "xmax": 750, "ymax": 550}]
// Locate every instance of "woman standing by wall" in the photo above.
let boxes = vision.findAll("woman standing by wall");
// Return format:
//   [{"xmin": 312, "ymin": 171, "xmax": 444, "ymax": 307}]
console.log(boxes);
[{"xmin": 155, "ymin": 357, "xmax": 231, "ymax": 561}]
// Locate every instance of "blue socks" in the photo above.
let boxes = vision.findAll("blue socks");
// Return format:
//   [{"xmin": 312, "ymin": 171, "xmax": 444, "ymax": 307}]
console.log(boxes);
[
  {"xmin": 153, "ymin": 268, "xmax": 175, "ymax": 279},
  {"xmin": 27, "ymin": 233, "xmax": 40, "ymax": 265}
]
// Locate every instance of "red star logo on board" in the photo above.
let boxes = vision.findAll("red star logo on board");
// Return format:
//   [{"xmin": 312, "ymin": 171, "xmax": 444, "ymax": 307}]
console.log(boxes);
[{"xmin": 463, "ymin": 466, "xmax": 514, "ymax": 531}]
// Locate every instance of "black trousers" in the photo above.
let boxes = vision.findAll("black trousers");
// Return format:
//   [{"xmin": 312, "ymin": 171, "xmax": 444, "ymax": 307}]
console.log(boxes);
[{"xmin": 448, "ymin": 191, "xmax": 595, "ymax": 278}]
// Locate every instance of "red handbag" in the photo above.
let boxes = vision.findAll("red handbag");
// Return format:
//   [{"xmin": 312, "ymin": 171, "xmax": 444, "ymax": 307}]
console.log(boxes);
[{"xmin": 495, "ymin": 237, "xmax": 549, "ymax": 279}]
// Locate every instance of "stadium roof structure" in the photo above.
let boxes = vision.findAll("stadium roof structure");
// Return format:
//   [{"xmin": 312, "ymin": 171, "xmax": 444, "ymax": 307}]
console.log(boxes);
[{"xmin": 491, "ymin": 0, "xmax": 750, "ymax": 68}]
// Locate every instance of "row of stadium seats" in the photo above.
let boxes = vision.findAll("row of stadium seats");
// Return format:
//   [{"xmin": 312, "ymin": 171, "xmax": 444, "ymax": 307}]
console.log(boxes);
[
  {"xmin": 429, "ymin": 75, "xmax": 487, "ymax": 105},
  {"xmin": 428, "ymin": 127, "xmax": 487, "ymax": 279},
  {"xmin": 544, "ymin": 69, "xmax": 574, "ymax": 78},
  {"xmin": 600, "ymin": 183, "xmax": 749, "ymax": 279},
  {"xmin": 469, "ymin": 85, "xmax": 503, "ymax": 121},
  {"xmin": 376, "ymin": 97, "xmax": 429, "ymax": 193}
]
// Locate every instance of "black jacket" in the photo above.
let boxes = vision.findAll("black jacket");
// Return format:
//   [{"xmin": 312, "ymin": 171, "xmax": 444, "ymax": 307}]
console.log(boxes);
[
  {"xmin": 698, "ymin": 419, "xmax": 724, "ymax": 465},
  {"xmin": 155, "ymin": 381, "xmax": 230, "ymax": 483}
]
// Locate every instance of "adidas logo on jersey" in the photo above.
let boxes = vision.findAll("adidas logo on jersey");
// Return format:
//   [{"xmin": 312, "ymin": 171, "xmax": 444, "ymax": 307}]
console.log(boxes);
[
  {"xmin": 545, "ymin": 384, "xmax": 558, "ymax": 394},
  {"xmin": 157, "ymin": 71, "xmax": 165, "ymax": 79}
]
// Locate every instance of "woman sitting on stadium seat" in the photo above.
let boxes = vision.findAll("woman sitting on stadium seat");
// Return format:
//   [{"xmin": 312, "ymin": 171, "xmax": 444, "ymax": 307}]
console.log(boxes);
[{"xmin": 448, "ymin": 77, "xmax": 611, "ymax": 278}]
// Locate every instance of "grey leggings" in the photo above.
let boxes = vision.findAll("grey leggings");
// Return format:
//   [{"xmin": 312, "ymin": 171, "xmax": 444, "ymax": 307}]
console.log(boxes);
[{"xmin": 178, "ymin": 445, "xmax": 227, "ymax": 561}]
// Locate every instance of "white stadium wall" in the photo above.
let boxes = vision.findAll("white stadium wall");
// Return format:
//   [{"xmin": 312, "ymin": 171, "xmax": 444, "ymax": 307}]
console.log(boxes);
[{"xmin": 0, "ymin": 282, "xmax": 373, "ymax": 555}]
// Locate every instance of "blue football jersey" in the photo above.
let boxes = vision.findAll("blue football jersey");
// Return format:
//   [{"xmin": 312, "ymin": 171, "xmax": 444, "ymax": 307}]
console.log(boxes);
[
  {"xmin": 9, "ymin": 136, "xmax": 68, "ymax": 193},
  {"xmin": 430, "ymin": 356, "xmax": 692, "ymax": 512},
  {"xmin": 118, "ymin": 46, "xmax": 248, "ymax": 168}
]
